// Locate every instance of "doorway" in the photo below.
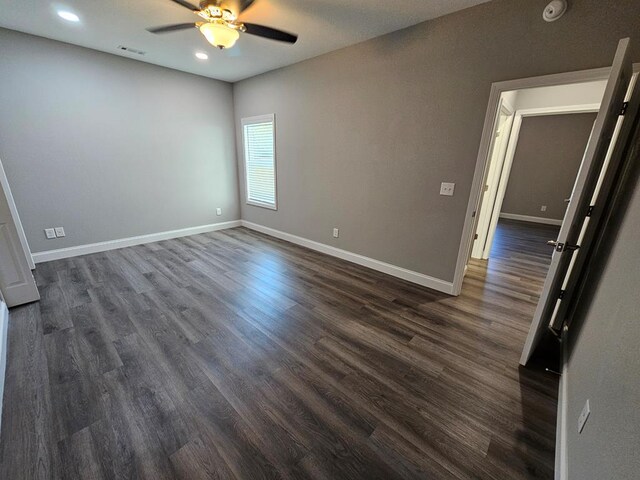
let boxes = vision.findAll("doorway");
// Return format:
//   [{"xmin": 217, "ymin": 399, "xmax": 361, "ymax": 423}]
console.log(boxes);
[
  {"xmin": 471, "ymin": 103, "xmax": 514, "ymax": 260},
  {"xmin": 0, "ymin": 158, "xmax": 39, "ymax": 307},
  {"xmin": 453, "ymin": 42, "xmax": 640, "ymax": 365},
  {"xmin": 471, "ymin": 81, "xmax": 605, "ymax": 261}
]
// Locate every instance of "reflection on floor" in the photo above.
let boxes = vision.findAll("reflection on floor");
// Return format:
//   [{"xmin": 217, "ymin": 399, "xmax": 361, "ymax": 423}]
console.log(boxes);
[
  {"xmin": 1, "ymin": 224, "xmax": 558, "ymax": 479},
  {"xmin": 476, "ymin": 219, "xmax": 560, "ymax": 302},
  {"xmin": 468, "ymin": 219, "xmax": 562, "ymax": 367}
]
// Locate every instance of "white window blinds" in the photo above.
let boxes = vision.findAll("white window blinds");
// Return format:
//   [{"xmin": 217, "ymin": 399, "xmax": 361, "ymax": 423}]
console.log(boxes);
[{"xmin": 242, "ymin": 114, "xmax": 276, "ymax": 209}]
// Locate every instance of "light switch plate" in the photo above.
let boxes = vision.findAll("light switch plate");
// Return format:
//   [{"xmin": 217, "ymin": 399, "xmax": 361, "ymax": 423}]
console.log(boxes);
[
  {"xmin": 333, "ymin": 228, "xmax": 339, "ymax": 238},
  {"xmin": 55, "ymin": 227, "xmax": 66, "ymax": 238},
  {"xmin": 45, "ymin": 228, "xmax": 56, "ymax": 239},
  {"xmin": 578, "ymin": 399, "xmax": 590, "ymax": 433},
  {"xmin": 216, "ymin": 208, "xmax": 222, "ymax": 216},
  {"xmin": 440, "ymin": 182, "xmax": 455, "ymax": 196},
  {"xmin": 541, "ymin": 205, "xmax": 547, "ymax": 212}
]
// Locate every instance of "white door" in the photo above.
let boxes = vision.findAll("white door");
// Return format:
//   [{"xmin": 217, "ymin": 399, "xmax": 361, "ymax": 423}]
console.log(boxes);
[
  {"xmin": 480, "ymin": 110, "xmax": 514, "ymax": 259},
  {"xmin": 471, "ymin": 104, "xmax": 514, "ymax": 259},
  {"xmin": 0, "ymin": 172, "xmax": 39, "ymax": 307},
  {"xmin": 520, "ymin": 38, "xmax": 633, "ymax": 365}
]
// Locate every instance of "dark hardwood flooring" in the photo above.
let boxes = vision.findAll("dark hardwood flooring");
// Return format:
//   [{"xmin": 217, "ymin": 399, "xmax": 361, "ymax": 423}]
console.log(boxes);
[{"xmin": 1, "ymin": 220, "xmax": 559, "ymax": 479}]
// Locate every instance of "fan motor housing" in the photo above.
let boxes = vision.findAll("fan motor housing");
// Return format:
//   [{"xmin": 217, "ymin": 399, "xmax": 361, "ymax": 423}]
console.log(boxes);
[
  {"xmin": 200, "ymin": 0, "xmax": 236, "ymax": 10},
  {"xmin": 200, "ymin": 0, "xmax": 241, "ymax": 17}
]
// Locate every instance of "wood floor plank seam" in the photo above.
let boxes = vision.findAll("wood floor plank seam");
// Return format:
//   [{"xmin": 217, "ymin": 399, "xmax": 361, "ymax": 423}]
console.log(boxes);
[{"xmin": 1, "ymin": 220, "xmax": 558, "ymax": 479}]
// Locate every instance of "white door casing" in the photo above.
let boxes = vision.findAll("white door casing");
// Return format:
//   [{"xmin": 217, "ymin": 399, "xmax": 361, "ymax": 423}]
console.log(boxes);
[
  {"xmin": 471, "ymin": 104, "xmax": 514, "ymax": 259},
  {"xmin": 0, "ymin": 160, "xmax": 34, "ymax": 270},
  {"xmin": 480, "ymin": 110, "xmax": 514, "ymax": 259},
  {"xmin": 0, "ymin": 170, "xmax": 39, "ymax": 307}
]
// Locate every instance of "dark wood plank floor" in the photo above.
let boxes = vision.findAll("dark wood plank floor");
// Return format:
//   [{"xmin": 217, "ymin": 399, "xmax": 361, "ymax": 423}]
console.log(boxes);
[{"xmin": 0, "ymin": 220, "xmax": 559, "ymax": 479}]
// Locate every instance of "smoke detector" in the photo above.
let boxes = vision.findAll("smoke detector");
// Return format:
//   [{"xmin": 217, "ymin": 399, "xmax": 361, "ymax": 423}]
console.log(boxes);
[{"xmin": 543, "ymin": 0, "xmax": 568, "ymax": 22}]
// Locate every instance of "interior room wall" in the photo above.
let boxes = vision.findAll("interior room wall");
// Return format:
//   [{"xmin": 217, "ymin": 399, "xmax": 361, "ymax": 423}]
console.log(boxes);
[
  {"xmin": 501, "ymin": 113, "xmax": 598, "ymax": 221},
  {"xmin": 0, "ymin": 28, "xmax": 239, "ymax": 254},
  {"xmin": 233, "ymin": 0, "xmax": 640, "ymax": 283},
  {"xmin": 562, "ymin": 114, "xmax": 640, "ymax": 480}
]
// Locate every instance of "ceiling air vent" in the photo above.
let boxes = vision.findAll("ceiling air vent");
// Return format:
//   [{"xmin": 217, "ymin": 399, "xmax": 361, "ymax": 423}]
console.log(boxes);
[{"xmin": 117, "ymin": 45, "xmax": 146, "ymax": 56}]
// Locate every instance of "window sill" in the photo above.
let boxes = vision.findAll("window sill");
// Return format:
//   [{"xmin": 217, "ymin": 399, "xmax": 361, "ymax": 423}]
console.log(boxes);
[{"xmin": 247, "ymin": 200, "xmax": 277, "ymax": 211}]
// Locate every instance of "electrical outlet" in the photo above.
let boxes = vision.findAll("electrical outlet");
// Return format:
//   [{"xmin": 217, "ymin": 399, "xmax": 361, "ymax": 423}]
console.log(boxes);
[
  {"xmin": 216, "ymin": 208, "xmax": 222, "ymax": 216},
  {"xmin": 44, "ymin": 228, "xmax": 56, "ymax": 239},
  {"xmin": 333, "ymin": 228, "xmax": 339, "ymax": 238},
  {"xmin": 440, "ymin": 182, "xmax": 455, "ymax": 196},
  {"xmin": 54, "ymin": 227, "xmax": 66, "ymax": 238},
  {"xmin": 578, "ymin": 399, "xmax": 591, "ymax": 433},
  {"xmin": 541, "ymin": 205, "xmax": 547, "ymax": 212}
]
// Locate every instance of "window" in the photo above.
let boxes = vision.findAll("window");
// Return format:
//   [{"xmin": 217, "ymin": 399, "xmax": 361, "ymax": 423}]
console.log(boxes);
[{"xmin": 242, "ymin": 114, "xmax": 277, "ymax": 210}]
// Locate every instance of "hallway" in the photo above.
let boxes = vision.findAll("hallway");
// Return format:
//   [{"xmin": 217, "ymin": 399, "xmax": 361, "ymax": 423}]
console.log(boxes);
[{"xmin": 472, "ymin": 219, "xmax": 560, "ymax": 301}]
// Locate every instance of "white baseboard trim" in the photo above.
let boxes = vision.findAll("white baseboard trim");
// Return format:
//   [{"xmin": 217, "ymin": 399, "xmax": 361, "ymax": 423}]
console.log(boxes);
[
  {"xmin": 0, "ymin": 301, "xmax": 9, "ymax": 435},
  {"xmin": 32, "ymin": 220, "xmax": 242, "ymax": 263},
  {"xmin": 241, "ymin": 221, "xmax": 455, "ymax": 295},
  {"xmin": 31, "ymin": 218, "xmax": 455, "ymax": 294},
  {"xmin": 500, "ymin": 213, "xmax": 563, "ymax": 226}
]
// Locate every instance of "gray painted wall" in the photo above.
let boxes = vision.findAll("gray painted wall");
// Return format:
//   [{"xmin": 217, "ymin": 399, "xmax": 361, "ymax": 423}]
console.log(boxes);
[
  {"xmin": 0, "ymin": 28, "xmax": 239, "ymax": 254},
  {"xmin": 233, "ymin": 0, "xmax": 640, "ymax": 282},
  {"xmin": 563, "ymin": 118, "xmax": 640, "ymax": 479},
  {"xmin": 502, "ymin": 113, "xmax": 597, "ymax": 220}
]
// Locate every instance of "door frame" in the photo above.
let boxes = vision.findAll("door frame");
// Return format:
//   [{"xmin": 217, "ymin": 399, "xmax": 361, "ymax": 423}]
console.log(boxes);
[
  {"xmin": 0, "ymin": 158, "xmax": 36, "ymax": 270},
  {"xmin": 471, "ymin": 103, "xmax": 514, "ymax": 259},
  {"xmin": 452, "ymin": 63, "xmax": 640, "ymax": 296},
  {"xmin": 476, "ymin": 103, "xmax": 601, "ymax": 260},
  {"xmin": 0, "ymin": 158, "xmax": 34, "ymax": 270}
]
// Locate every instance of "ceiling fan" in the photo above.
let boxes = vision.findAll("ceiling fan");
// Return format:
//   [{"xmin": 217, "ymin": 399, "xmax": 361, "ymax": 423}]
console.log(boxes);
[{"xmin": 147, "ymin": 0, "xmax": 298, "ymax": 50}]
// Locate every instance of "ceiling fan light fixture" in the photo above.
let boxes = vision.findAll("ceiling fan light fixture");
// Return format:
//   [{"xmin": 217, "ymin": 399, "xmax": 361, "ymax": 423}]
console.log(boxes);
[
  {"xmin": 57, "ymin": 10, "xmax": 80, "ymax": 22},
  {"xmin": 199, "ymin": 22, "xmax": 240, "ymax": 49}
]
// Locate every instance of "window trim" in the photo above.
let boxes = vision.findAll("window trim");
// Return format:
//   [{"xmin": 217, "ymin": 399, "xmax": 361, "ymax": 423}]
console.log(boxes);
[{"xmin": 241, "ymin": 114, "xmax": 277, "ymax": 211}]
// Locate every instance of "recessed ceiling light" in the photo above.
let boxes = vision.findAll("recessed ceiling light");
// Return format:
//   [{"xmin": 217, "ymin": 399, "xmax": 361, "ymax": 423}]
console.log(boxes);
[
  {"xmin": 57, "ymin": 10, "xmax": 80, "ymax": 22},
  {"xmin": 195, "ymin": 52, "xmax": 209, "ymax": 60}
]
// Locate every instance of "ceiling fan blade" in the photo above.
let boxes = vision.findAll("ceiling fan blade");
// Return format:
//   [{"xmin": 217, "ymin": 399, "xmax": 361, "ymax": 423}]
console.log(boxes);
[
  {"xmin": 239, "ymin": 0, "xmax": 256, "ymax": 13},
  {"xmin": 147, "ymin": 23, "xmax": 197, "ymax": 34},
  {"xmin": 243, "ymin": 23, "xmax": 298, "ymax": 44},
  {"xmin": 169, "ymin": 0, "xmax": 200, "ymax": 12}
]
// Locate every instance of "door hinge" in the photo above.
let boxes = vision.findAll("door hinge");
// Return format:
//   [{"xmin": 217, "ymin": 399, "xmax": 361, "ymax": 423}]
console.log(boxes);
[
  {"xmin": 586, "ymin": 205, "xmax": 595, "ymax": 217},
  {"xmin": 474, "ymin": 233, "xmax": 479, "ymax": 240},
  {"xmin": 558, "ymin": 289, "xmax": 566, "ymax": 299},
  {"xmin": 621, "ymin": 101, "xmax": 629, "ymax": 115}
]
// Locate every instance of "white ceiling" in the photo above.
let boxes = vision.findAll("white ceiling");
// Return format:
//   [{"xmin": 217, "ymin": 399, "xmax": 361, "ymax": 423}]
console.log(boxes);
[{"xmin": 0, "ymin": 0, "xmax": 490, "ymax": 82}]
